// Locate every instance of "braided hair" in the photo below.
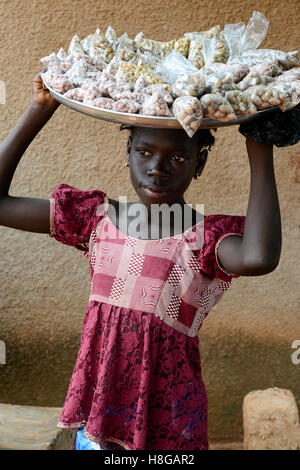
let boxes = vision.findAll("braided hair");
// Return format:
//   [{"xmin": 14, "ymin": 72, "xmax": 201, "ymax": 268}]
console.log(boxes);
[{"xmin": 120, "ymin": 125, "xmax": 216, "ymax": 179}]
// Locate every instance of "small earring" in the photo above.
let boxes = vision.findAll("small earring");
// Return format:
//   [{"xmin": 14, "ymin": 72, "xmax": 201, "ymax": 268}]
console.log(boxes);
[{"xmin": 124, "ymin": 161, "xmax": 129, "ymax": 167}]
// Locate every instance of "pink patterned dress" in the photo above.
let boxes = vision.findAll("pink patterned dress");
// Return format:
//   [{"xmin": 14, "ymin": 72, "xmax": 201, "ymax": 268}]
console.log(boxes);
[{"xmin": 49, "ymin": 184, "xmax": 246, "ymax": 451}]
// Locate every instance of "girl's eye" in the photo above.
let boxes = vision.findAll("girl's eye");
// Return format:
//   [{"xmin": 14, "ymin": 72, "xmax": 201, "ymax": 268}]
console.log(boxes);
[
  {"xmin": 137, "ymin": 149, "xmax": 152, "ymax": 157},
  {"xmin": 171, "ymin": 155, "xmax": 186, "ymax": 162}
]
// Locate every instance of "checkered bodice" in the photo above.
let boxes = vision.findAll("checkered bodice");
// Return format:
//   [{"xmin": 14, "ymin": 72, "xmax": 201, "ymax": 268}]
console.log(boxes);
[{"xmin": 87, "ymin": 199, "xmax": 232, "ymax": 338}]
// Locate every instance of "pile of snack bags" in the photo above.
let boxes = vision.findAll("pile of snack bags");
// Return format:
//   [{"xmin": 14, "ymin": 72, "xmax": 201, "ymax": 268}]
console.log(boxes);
[{"xmin": 40, "ymin": 11, "xmax": 300, "ymax": 137}]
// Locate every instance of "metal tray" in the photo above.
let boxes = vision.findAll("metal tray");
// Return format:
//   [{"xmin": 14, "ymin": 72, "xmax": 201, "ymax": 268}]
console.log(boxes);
[{"xmin": 45, "ymin": 80, "xmax": 277, "ymax": 129}]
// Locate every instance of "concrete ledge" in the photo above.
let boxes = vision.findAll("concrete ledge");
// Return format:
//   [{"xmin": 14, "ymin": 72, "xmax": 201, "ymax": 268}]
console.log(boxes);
[
  {"xmin": 0, "ymin": 404, "xmax": 76, "ymax": 450},
  {"xmin": 209, "ymin": 441, "xmax": 243, "ymax": 450}
]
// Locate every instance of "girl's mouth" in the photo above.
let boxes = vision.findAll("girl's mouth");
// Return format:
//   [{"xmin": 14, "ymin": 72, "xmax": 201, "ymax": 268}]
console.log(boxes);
[{"xmin": 142, "ymin": 185, "xmax": 167, "ymax": 196}]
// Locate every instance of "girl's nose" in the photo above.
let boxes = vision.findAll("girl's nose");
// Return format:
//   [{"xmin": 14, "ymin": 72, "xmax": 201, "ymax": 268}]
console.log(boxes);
[{"xmin": 147, "ymin": 156, "xmax": 169, "ymax": 179}]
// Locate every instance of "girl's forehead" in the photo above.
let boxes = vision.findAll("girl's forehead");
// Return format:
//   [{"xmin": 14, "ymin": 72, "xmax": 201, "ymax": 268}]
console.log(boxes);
[{"xmin": 132, "ymin": 127, "xmax": 196, "ymax": 151}]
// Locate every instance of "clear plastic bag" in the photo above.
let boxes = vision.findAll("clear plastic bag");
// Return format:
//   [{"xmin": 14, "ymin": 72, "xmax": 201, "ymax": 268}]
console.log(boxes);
[
  {"xmin": 184, "ymin": 26, "xmax": 220, "ymax": 41},
  {"xmin": 237, "ymin": 49, "xmax": 300, "ymax": 70},
  {"xmin": 200, "ymin": 93, "xmax": 236, "ymax": 121},
  {"xmin": 174, "ymin": 36, "xmax": 190, "ymax": 58},
  {"xmin": 186, "ymin": 26, "xmax": 220, "ymax": 69},
  {"xmin": 187, "ymin": 36, "xmax": 206, "ymax": 69},
  {"xmin": 225, "ymin": 90, "xmax": 257, "ymax": 115},
  {"xmin": 95, "ymin": 74, "xmax": 116, "ymax": 97},
  {"xmin": 75, "ymin": 78, "xmax": 99, "ymax": 90},
  {"xmin": 68, "ymin": 34, "xmax": 85, "ymax": 55},
  {"xmin": 105, "ymin": 26, "xmax": 119, "ymax": 47},
  {"xmin": 172, "ymin": 96, "xmax": 203, "ymax": 137},
  {"xmin": 81, "ymin": 34, "xmax": 95, "ymax": 55},
  {"xmin": 115, "ymin": 68, "xmax": 134, "ymax": 88},
  {"xmin": 144, "ymin": 84, "xmax": 174, "ymax": 105},
  {"xmin": 246, "ymin": 84, "xmax": 285, "ymax": 109},
  {"xmin": 240, "ymin": 11, "xmax": 269, "ymax": 53},
  {"xmin": 140, "ymin": 91, "xmax": 173, "ymax": 116},
  {"xmin": 118, "ymin": 32, "xmax": 136, "ymax": 51},
  {"xmin": 270, "ymin": 81, "xmax": 300, "ymax": 111},
  {"xmin": 155, "ymin": 50, "xmax": 198, "ymax": 84},
  {"xmin": 223, "ymin": 22, "xmax": 245, "ymax": 57},
  {"xmin": 120, "ymin": 61, "xmax": 163, "ymax": 84},
  {"xmin": 237, "ymin": 70, "xmax": 274, "ymax": 91},
  {"xmin": 113, "ymin": 99, "xmax": 141, "ymax": 113},
  {"xmin": 104, "ymin": 62, "xmax": 118, "ymax": 77},
  {"xmin": 201, "ymin": 62, "xmax": 249, "ymax": 83},
  {"xmin": 82, "ymin": 83, "xmax": 103, "ymax": 102},
  {"xmin": 72, "ymin": 53, "xmax": 107, "ymax": 72},
  {"xmin": 249, "ymin": 62, "xmax": 282, "ymax": 77},
  {"xmin": 201, "ymin": 32, "xmax": 230, "ymax": 65},
  {"xmin": 64, "ymin": 87, "xmax": 87, "ymax": 102},
  {"xmin": 134, "ymin": 75, "xmax": 149, "ymax": 91},
  {"xmin": 41, "ymin": 71, "xmax": 74, "ymax": 94},
  {"xmin": 64, "ymin": 62, "xmax": 89, "ymax": 84},
  {"xmin": 114, "ymin": 43, "xmax": 139, "ymax": 64},
  {"xmin": 89, "ymin": 31, "xmax": 115, "ymax": 63},
  {"xmin": 203, "ymin": 71, "xmax": 236, "ymax": 95},
  {"xmin": 172, "ymin": 72, "xmax": 206, "ymax": 98},
  {"xmin": 57, "ymin": 48, "xmax": 68, "ymax": 60},
  {"xmin": 109, "ymin": 86, "xmax": 135, "ymax": 101},
  {"xmin": 40, "ymin": 52, "xmax": 64, "ymax": 74},
  {"xmin": 134, "ymin": 32, "xmax": 174, "ymax": 58},
  {"xmin": 275, "ymin": 68, "xmax": 300, "ymax": 82},
  {"xmin": 90, "ymin": 97, "xmax": 115, "ymax": 109}
]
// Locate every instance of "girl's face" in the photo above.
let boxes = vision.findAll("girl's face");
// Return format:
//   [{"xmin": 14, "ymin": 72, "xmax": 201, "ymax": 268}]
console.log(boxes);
[{"xmin": 127, "ymin": 127, "xmax": 202, "ymax": 208}]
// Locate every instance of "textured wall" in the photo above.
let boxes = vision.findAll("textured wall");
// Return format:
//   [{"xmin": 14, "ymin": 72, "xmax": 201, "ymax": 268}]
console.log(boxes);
[{"xmin": 0, "ymin": 0, "xmax": 299, "ymax": 444}]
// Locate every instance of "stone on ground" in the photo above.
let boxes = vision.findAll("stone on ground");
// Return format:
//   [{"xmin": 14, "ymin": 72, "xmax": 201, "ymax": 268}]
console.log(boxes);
[{"xmin": 243, "ymin": 387, "xmax": 300, "ymax": 450}]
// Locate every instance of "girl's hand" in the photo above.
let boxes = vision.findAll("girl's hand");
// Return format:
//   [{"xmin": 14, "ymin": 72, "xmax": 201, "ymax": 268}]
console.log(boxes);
[{"xmin": 31, "ymin": 73, "xmax": 60, "ymax": 114}]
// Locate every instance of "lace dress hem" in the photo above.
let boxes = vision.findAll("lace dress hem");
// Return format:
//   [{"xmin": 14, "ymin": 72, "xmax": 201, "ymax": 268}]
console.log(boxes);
[{"xmin": 57, "ymin": 421, "xmax": 132, "ymax": 450}]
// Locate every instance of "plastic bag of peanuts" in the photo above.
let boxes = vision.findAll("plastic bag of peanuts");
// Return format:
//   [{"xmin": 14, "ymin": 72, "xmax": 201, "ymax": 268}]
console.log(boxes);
[
  {"xmin": 237, "ymin": 70, "xmax": 274, "ymax": 91},
  {"xmin": 200, "ymin": 93, "xmax": 236, "ymax": 121},
  {"xmin": 275, "ymin": 68, "xmax": 300, "ymax": 83},
  {"xmin": 64, "ymin": 87, "xmax": 87, "ymax": 102},
  {"xmin": 229, "ymin": 49, "xmax": 300, "ymax": 70},
  {"xmin": 172, "ymin": 96, "xmax": 204, "ymax": 138},
  {"xmin": 201, "ymin": 62, "xmax": 249, "ymax": 83},
  {"xmin": 41, "ymin": 71, "xmax": 74, "ymax": 94},
  {"xmin": 134, "ymin": 32, "xmax": 175, "ymax": 58},
  {"xmin": 248, "ymin": 62, "xmax": 282, "ymax": 77},
  {"xmin": 89, "ymin": 31, "xmax": 115, "ymax": 63},
  {"xmin": 89, "ymin": 97, "xmax": 116, "ymax": 109},
  {"xmin": 270, "ymin": 81, "xmax": 300, "ymax": 111},
  {"xmin": 201, "ymin": 32, "xmax": 230, "ymax": 65},
  {"xmin": 82, "ymin": 83, "xmax": 103, "ymax": 103},
  {"xmin": 174, "ymin": 36, "xmax": 190, "ymax": 58},
  {"xmin": 113, "ymin": 99, "xmax": 141, "ymax": 113},
  {"xmin": 225, "ymin": 90, "xmax": 257, "ymax": 116},
  {"xmin": 172, "ymin": 72, "xmax": 206, "ymax": 98},
  {"xmin": 246, "ymin": 84, "xmax": 290, "ymax": 110},
  {"xmin": 185, "ymin": 26, "xmax": 220, "ymax": 69},
  {"xmin": 144, "ymin": 84, "xmax": 174, "ymax": 105},
  {"xmin": 140, "ymin": 90, "xmax": 173, "ymax": 116},
  {"xmin": 203, "ymin": 71, "xmax": 236, "ymax": 96}
]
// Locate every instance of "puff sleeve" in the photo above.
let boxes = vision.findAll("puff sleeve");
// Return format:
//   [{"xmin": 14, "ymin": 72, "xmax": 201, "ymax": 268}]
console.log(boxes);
[
  {"xmin": 49, "ymin": 183, "xmax": 106, "ymax": 254},
  {"xmin": 197, "ymin": 214, "xmax": 246, "ymax": 282}
]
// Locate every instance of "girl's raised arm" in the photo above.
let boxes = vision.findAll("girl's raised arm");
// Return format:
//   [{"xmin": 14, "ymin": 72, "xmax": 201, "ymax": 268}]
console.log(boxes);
[{"xmin": 0, "ymin": 74, "xmax": 60, "ymax": 234}]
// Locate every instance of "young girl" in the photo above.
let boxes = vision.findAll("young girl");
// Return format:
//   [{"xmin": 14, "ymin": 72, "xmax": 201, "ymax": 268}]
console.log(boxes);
[{"xmin": 0, "ymin": 74, "xmax": 298, "ymax": 451}]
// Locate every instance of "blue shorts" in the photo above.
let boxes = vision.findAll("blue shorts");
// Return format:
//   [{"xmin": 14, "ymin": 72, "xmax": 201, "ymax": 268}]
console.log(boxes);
[{"xmin": 76, "ymin": 428, "xmax": 101, "ymax": 450}]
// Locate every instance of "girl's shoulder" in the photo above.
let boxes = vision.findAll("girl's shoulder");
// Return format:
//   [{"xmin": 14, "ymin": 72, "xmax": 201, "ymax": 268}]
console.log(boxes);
[
  {"xmin": 50, "ymin": 183, "xmax": 107, "ymax": 251},
  {"xmin": 195, "ymin": 213, "xmax": 246, "ymax": 282}
]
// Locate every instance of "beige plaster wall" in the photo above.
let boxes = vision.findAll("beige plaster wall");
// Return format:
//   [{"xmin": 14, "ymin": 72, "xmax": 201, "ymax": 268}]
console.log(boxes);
[{"xmin": 0, "ymin": 0, "xmax": 299, "ymax": 443}]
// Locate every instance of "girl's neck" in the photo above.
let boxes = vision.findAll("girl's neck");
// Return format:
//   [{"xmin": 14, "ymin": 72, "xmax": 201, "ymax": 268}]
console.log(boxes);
[{"xmin": 108, "ymin": 197, "xmax": 203, "ymax": 239}]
